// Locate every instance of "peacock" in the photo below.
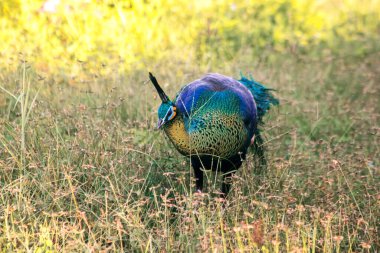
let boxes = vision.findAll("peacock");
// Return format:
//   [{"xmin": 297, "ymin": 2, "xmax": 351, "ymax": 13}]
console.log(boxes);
[{"xmin": 149, "ymin": 72, "xmax": 278, "ymax": 196}]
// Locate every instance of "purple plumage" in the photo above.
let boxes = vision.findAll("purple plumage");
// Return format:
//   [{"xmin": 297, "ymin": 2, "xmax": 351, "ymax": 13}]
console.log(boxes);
[{"xmin": 176, "ymin": 73, "xmax": 257, "ymax": 141}]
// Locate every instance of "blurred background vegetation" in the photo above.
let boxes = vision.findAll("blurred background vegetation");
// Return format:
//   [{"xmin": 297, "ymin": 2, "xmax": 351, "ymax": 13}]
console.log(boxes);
[{"xmin": 1, "ymin": 0, "xmax": 379, "ymax": 75}]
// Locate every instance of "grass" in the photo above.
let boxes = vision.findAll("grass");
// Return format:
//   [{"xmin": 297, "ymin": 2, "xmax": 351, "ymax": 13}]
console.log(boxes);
[{"xmin": 0, "ymin": 42, "xmax": 379, "ymax": 252}]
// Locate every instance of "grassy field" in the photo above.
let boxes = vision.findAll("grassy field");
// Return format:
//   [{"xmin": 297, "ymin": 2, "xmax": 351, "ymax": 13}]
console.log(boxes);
[
  {"xmin": 1, "ymin": 43, "xmax": 378, "ymax": 252},
  {"xmin": 0, "ymin": 1, "xmax": 379, "ymax": 252}
]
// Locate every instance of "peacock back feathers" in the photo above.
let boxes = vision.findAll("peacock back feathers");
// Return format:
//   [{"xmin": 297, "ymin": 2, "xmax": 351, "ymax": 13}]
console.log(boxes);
[{"xmin": 166, "ymin": 74, "xmax": 256, "ymax": 157}]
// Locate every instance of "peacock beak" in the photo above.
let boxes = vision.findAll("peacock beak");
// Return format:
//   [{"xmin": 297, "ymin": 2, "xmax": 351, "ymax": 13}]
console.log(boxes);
[{"xmin": 157, "ymin": 119, "xmax": 164, "ymax": 129}]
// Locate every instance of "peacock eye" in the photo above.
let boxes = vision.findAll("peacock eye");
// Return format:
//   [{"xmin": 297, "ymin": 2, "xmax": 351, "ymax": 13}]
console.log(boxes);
[{"xmin": 168, "ymin": 106, "xmax": 176, "ymax": 120}]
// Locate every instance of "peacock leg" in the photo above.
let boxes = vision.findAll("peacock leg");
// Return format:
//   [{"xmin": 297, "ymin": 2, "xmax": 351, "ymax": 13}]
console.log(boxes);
[
  {"xmin": 251, "ymin": 132, "xmax": 267, "ymax": 177},
  {"xmin": 193, "ymin": 167, "xmax": 204, "ymax": 192},
  {"xmin": 191, "ymin": 157, "xmax": 204, "ymax": 192},
  {"xmin": 221, "ymin": 172, "xmax": 235, "ymax": 197}
]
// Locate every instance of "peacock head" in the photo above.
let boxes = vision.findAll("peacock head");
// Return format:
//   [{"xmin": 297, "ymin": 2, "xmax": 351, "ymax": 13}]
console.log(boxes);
[{"xmin": 149, "ymin": 72, "xmax": 177, "ymax": 129}]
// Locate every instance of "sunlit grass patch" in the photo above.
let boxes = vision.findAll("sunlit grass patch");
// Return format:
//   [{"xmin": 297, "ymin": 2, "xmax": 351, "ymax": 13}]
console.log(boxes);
[{"xmin": 1, "ymin": 0, "xmax": 379, "ymax": 76}]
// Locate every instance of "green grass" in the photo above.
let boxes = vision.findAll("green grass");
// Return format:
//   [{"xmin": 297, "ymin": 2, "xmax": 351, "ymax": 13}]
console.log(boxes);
[{"xmin": 0, "ymin": 43, "xmax": 379, "ymax": 252}]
